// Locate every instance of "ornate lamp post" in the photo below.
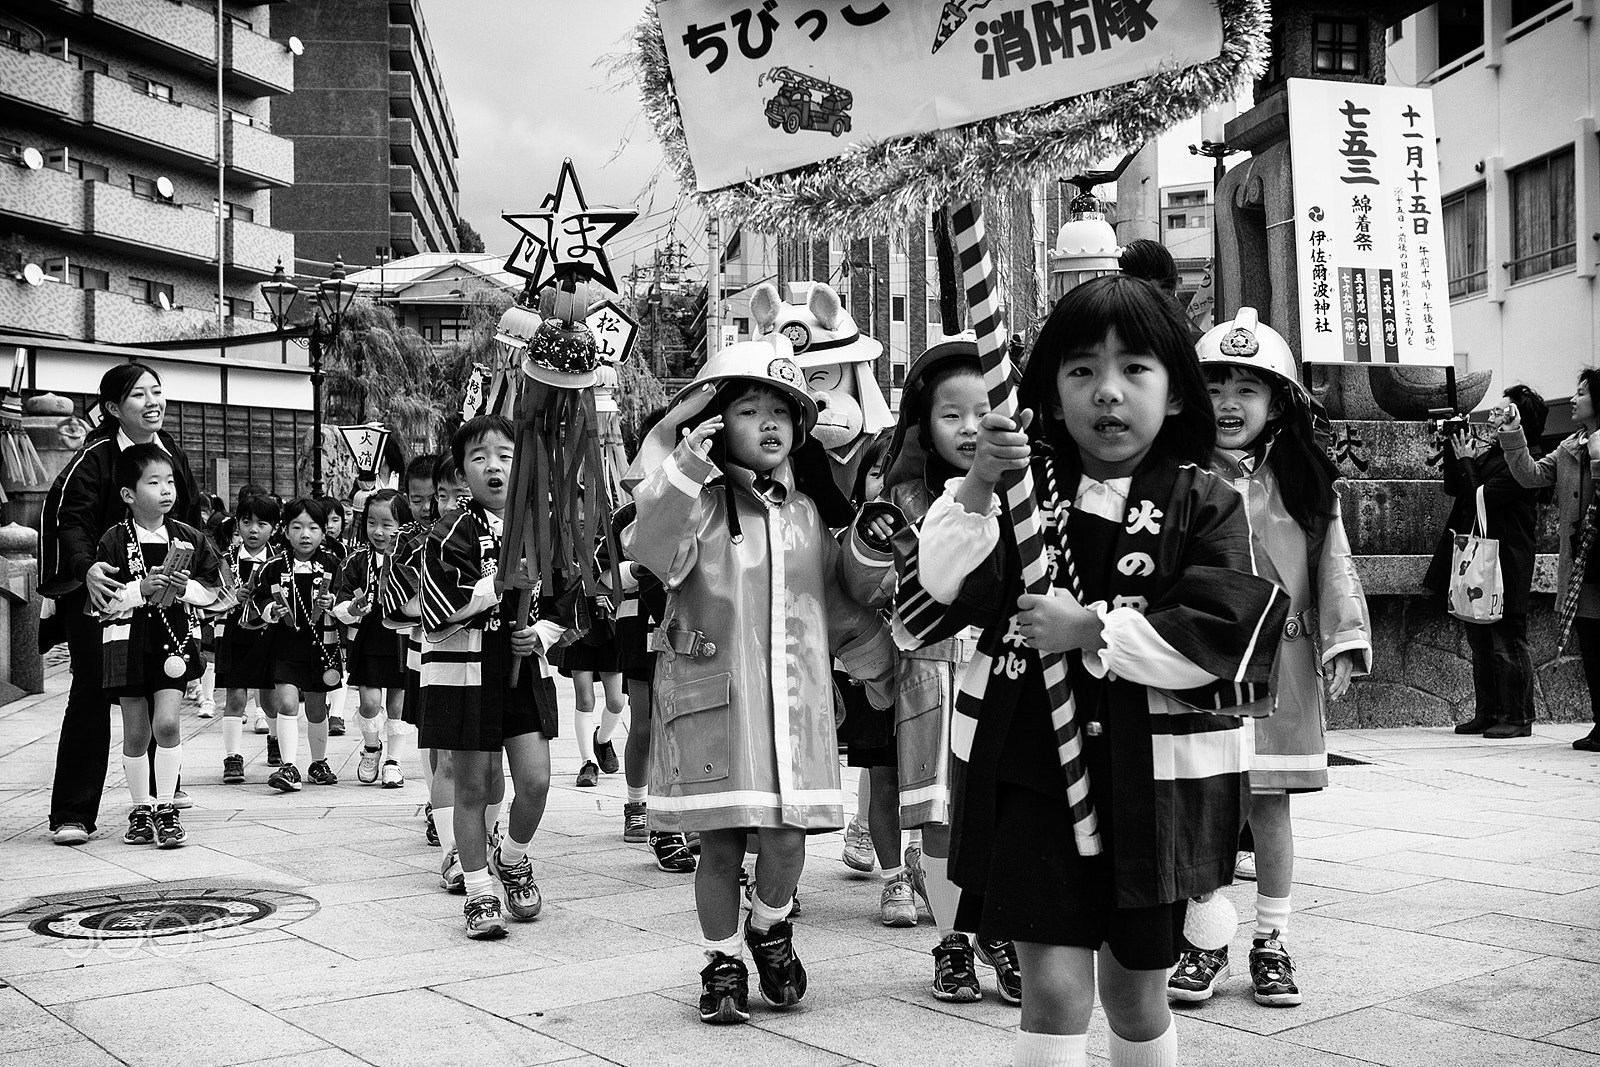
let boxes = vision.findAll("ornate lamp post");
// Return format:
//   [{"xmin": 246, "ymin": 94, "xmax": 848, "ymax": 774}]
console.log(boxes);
[{"xmin": 260, "ymin": 256, "xmax": 361, "ymax": 499}]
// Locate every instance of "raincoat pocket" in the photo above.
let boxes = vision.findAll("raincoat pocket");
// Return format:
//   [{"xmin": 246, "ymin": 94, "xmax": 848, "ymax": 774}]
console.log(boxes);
[
  {"xmin": 896, "ymin": 659, "xmax": 946, "ymax": 790},
  {"xmin": 659, "ymin": 671, "xmax": 732, "ymax": 785}
]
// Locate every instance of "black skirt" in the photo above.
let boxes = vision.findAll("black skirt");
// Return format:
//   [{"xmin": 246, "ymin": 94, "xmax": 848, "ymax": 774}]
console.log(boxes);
[
  {"xmin": 836, "ymin": 673, "xmax": 895, "ymax": 768},
  {"xmin": 270, "ymin": 624, "xmax": 342, "ymax": 694},
  {"xmin": 347, "ymin": 617, "xmax": 407, "ymax": 689},
  {"xmin": 108, "ymin": 646, "xmax": 195, "ymax": 698},
  {"xmin": 554, "ymin": 633, "xmax": 621, "ymax": 675},
  {"xmin": 215, "ymin": 623, "xmax": 272, "ymax": 690},
  {"xmin": 417, "ymin": 613, "xmax": 561, "ymax": 752},
  {"xmin": 955, "ymin": 783, "xmax": 1188, "ymax": 971},
  {"xmin": 615, "ymin": 614, "xmax": 655, "ymax": 683}
]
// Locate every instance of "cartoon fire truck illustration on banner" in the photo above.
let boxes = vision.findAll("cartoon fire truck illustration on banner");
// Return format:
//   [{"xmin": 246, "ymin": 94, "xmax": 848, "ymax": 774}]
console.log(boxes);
[{"xmin": 762, "ymin": 67, "xmax": 853, "ymax": 137}]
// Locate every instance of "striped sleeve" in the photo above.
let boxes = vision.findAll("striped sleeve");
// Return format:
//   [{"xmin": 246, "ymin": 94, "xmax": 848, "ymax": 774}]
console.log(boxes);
[
  {"xmin": 892, "ymin": 513, "xmax": 1007, "ymax": 649},
  {"xmin": 421, "ymin": 512, "xmax": 485, "ymax": 633}
]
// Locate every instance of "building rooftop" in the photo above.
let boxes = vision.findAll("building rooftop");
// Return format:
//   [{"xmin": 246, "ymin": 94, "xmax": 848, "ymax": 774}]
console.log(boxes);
[{"xmin": 340, "ymin": 252, "xmax": 519, "ymax": 304}]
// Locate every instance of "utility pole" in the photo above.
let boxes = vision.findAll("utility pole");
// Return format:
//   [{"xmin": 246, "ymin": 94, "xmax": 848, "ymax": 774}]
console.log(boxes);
[
  {"xmin": 651, "ymin": 239, "xmax": 661, "ymax": 377},
  {"xmin": 706, "ymin": 216, "xmax": 721, "ymax": 359}
]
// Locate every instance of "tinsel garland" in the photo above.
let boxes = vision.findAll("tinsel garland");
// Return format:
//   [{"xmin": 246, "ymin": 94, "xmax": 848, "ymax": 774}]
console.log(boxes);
[{"xmin": 629, "ymin": 0, "xmax": 1270, "ymax": 235}]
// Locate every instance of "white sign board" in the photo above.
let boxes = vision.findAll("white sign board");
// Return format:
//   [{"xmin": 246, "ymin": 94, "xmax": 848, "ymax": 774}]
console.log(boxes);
[
  {"xmin": 586, "ymin": 300, "xmax": 639, "ymax": 365},
  {"xmin": 1287, "ymin": 79, "xmax": 1453, "ymax": 366},
  {"xmin": 661, "ymin": 0, "xmax": 1225, "ymax": 191}
]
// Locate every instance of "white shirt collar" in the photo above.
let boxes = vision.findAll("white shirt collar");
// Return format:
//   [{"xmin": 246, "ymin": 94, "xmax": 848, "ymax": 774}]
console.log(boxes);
[
  {"xmin": 239, "ymin": 545, "xmax": 270, "ymax": 562},
  {"xmin": 1074, "ymin": 476, "xmax": 1132, "ymax": 523},
  {"xmin": 132, "ymin": 522, "xmax": 171, "ymax": 545},
  {"xmin": 116, "ymin": 428, "xmax": 169, "ymax": 454},
  {"xmin": 290, "ymin": 558, "xmax": 321, "ymax": 574},
  {"xmin": 481, "ymin": 509, "xmax": 504, "ymax": 535}
]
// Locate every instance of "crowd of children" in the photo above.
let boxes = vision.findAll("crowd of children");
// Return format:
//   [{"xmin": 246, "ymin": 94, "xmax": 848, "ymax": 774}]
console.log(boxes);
[{"xmin": 87, "ymin": 275, "xmax": 1382, "ymax": 1067}]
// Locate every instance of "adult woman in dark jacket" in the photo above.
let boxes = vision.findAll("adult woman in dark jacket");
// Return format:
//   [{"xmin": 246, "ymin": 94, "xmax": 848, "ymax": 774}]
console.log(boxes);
[
  {"xmin": 1424, "ymin": 386, "xmax": 1547, "ymax": 738},
  {"xmin": 40, "ymin": 362, "xmax": 201, "ymax": 844}
]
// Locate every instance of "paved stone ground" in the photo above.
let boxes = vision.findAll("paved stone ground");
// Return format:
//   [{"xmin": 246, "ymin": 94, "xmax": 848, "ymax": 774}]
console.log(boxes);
[{"xmin": 2, "ymin": 667, "xmax": 1600, "ymax": 1067}]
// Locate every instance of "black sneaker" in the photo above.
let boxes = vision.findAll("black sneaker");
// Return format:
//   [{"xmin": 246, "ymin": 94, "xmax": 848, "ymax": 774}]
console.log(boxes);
[
  {"xmin": 266, "ymin": 735, "xmax": 282, "ymax": 766},
  {"xmin": 464, "ymin": 894, "xmax": 507, "ymax": 940},
  {"xmin": 328, "ymin": 715, "xmax": 346, "ymax": 737},
  {"xmin": 123, "ymin": 805, "xmax": 155, "ymax": 845},
  {"xmin": 930, "ymin": 933, "xmax": 982, "ymax": 1002},
  {"xmin": 651, "ymin": 830, "xmax": 697, "ymax": 873},
  {"xmin": 699, "ymin": 952, "xmax": 751, "ymax": 1024},
  {"xmin": 593, "ymin": 729, "xmax": 620, "ymax": 774},
  {"xmin": 744, "ymin": 918, "xmax": 806, "ymax": 1009},
  {"xmin": 576, "ymin": 760, "xmax": 599, "ymax": 788},
  {"xmin": 977, "ymin": 937, "xmax": 1022, "ymax": 1004},
  {"xmin": 1249, "ymin": 933, "xmax": 1302, "ymax": 1006},
  {"xmin": 425, "ymin": 803, "xmax": 440, "ymax": 847},
  {"xmin": 1573, "ymin": 727, "xmax": 1600, "ymax": 752},
  {"xmin": 306, "ymin": 759, "xmax": 338, "ymax": 785},
  {"xmin": 153, "ymin": 804, "xmax": 187, "ymax": 848},
  {"xmin": 1169, "ymin": 946, "xmax": 1230, "ymax": 1003},
  {"xmin": 268, "ymin": 763, "xmax": 302, "ymax": 792},
  {"xmin": 222, "ymin": 754, "xmax": 245, "ymax": 784},
  {"xmin": 623, "ymin": 801, "xmax": 649, "ymax": 843}
]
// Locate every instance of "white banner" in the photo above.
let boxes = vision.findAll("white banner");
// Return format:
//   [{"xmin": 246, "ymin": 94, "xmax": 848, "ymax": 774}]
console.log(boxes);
[
  {"xmin": 1286, "ymin": 78, "xmax": 1453, "ymax": 366},
  {"xmin": 661, "ymin": 0, "xmax": 1225, "ymax": 191}
]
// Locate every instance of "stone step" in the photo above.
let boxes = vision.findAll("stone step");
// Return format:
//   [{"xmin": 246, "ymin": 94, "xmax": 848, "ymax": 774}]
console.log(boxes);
[
  {"xmin": 1338, "ymin": 480, "xmax": 1560, "ymax": 556},
  {"xmin": 1353, "ymin": 554, "xmax": 1559, "ymax": 595}
]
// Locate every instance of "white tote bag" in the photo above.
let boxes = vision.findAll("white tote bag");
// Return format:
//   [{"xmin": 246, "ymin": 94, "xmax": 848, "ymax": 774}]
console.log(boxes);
[{"xmin": 1447, "ymin": 485, "xmax": 1503, "ymax": 624}]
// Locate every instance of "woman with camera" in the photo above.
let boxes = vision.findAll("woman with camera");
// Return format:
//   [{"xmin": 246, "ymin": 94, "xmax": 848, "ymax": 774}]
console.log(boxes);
[
  {"xmin": 1498, "ymin": 370, "xmax": 1600, "ymax": 750},
  {"xmin": 1425, "ymin": 387, "xmax": 1548, "ymax": 738}
]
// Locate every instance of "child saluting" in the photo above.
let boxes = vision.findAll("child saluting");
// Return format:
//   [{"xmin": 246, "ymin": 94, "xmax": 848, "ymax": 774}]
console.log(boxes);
[
  {"xmin": 624, "ymin": 337, "xmax": 894, "ymax": 1026},
  {"xmin": 900, "ymin": 276, "xmax": 1289, "ymax": 1067}
]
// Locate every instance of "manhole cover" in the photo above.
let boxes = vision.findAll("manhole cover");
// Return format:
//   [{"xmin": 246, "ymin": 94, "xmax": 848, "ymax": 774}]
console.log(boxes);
[
  {"xmin": 1328, "ymin": 753, "xmax": 1371, "ymax": 767},
  {"xmin": 0, "ymin": 880, "xmax": 318, "ymax": 942}
]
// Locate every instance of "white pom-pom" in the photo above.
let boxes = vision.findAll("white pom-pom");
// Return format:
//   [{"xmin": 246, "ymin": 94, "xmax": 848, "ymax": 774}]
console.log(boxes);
[{"xmin": 1184, "ymin": 891, "xmax": 1238, "ymax": 950}]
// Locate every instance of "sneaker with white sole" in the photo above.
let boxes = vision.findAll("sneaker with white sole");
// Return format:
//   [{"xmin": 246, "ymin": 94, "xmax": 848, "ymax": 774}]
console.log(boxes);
[
  {"xmin": 745, "ymin": 918, "xmax": 806, "ymax": 1009},
  {"xmin": 879, "ymin": 874, "xmax": 918, "ymax": 927},
  {"xmin": 266, "ymin": 735, "xmax": 281, "ymax": 766},
  {"xmin": 153, "ymin": 804, "xmax": 187, "ymax": 848},
  {"xmin": 440, "ymin": 848, "xmax": 465, "ymax": 893},
  {"xmin": 122, "ymin": 807, "xmax": 154, "ymax": 846},
  {"xmin": 977, "ymin": 938, "xmax": 1022, "ymax": 1004},
  {"xmin": 52, "ymin": 822, "xmax": 90, "ymax": 846},
  {"xmin": 222, "ymin": 754, "xmax": 245, "ymax": 784},
  {"xmin": 197, "ymin": 701, "xmax": 216, "ymax": 719},
  {"xmin": 171, "ymin": 789, "xmax": 192, "ymax": 810},
  {"xmin": 267, "ymin": 763, "xmax": 302, "ymax": 792},
  {"xmin": 356, "ymin": 746, "xmax": 382, "ymax": 784},
  {"xmin": 699, "ymin": 952, "xmax": 751, "ymax": 1025},
  {"xmin": 931, "ymin": 933, "xmax": 982, "ymax": 1002},
  {"xmin": 1249, "ymin": 933, "xmax": 1302, "ymax": 1007},
  {"xmin": 904, "ymin": 843, "xmax": 930, "ymax": 913},
  {"xmin": 841, "ymin": 816, "xmax": 875, "ymax": 874},
  {"xmin": 306, "ymin": 759, "xmax": 337, "ymax": 786},
  {"xmin": 489, "ymin": 845, "xmax": 543, "ymax": 920},
  {"xmin": 1168, "ymin": 946, "xmax": 1230, "ymax": 1003},
  {"xmin": 251, "ymin": 708, "xmax": 269, "ymax": 734},
  {"xmin": 1235, "ymin": 850, "xmax": 1257, "ymax": 881},
  {"xmin": 652, "ymin": 831, "xmax": 697, "ymax": 873},
  {"xmin": 327, "ymin": 715, "xmax": 346, "ymax": 737},
  {"xmin": 381, "ymin": 760, "xmax": 404, "ymax": 788},
  {"xmin": 464, "ymin": 894, "xmax": 507, "ymax": 939},
  {"xmin": 623, "ymin": 801, "xmax": 649, "ymax": 843},
  {"xmin": 425, "ymin": 804, "xmax": 439, "ymax": 847}
]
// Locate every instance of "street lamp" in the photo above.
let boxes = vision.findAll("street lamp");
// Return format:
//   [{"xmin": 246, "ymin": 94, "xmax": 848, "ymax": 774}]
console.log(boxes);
[
  {"xmin": 1189, "ymin": 103, "xmax": 1243, "ymax": 322},
  {"xmin": 260, "ymin": 256, "xmax": 360, "ymax": 499}
]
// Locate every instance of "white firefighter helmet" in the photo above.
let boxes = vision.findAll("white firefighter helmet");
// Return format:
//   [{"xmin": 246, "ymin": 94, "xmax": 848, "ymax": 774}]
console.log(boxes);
[{"xmin": 1196, "ymin": 307, "xmax": 1306, "ymax": 400}]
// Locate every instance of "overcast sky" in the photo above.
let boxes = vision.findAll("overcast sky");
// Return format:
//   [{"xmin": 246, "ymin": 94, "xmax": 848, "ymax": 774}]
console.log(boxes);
[{"xmin": 420, "ymin": 1, "xmax": 1222, "ymax": 275}]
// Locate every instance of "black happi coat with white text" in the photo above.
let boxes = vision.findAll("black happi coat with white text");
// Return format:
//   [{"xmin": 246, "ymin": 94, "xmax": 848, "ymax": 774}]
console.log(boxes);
[
  {"xmin": 896, "ymin": 449, "xmax": 1288, "ymax": 908},
  {"xmin": 96, "ymin": 517, "xmax": 220, "ymax": 689},
  {"xmin": 335, "ymin": 545, "xmax": 405, "ymax": 665},
  {"xmin": 248, "ymin": 551, "xmax": 345, "ymax": 679}
]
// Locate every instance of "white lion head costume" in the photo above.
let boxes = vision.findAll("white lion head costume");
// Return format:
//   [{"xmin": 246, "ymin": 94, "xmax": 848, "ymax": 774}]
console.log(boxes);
[{"xmin": 750, "ymin": 281, "xmax": 892, "ymax": 455}]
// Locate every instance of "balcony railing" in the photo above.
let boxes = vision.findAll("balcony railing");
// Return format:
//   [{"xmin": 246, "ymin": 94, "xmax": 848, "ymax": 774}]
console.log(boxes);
[
  {"xmin": 226, "ymin": 217, "xmax": 293, "ymax": 277},
  {"xmin": 226, "ymin": 120, "xmax": 293, "ymax": 188},
  {"xmin": 226, "ymin": 20, "xmax": 293, "ymax": 95},
  {"xmin": 0, "ymin": 42, "xmax": 75, "ymax": 115},
  {"xmin": 91, "ymin": 0, "xmax": 214, "ymax": 67},
  {"xmin": 0, "ymin": 162, "xmax": 86, "ymax": 230},
  {"xmin": 86, "ymin": 71, "xmax": 214, "ymax": 160},
  {"xmin": 390, "ymin": 211, "xmax": 423, "ymax": 255},
  {"xmin": 87, "ymin": 180, "xmax": 216, "ymax": 263}
]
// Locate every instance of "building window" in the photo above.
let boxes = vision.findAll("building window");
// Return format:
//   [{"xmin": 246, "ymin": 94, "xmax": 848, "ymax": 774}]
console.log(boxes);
[
  {"xmin": 226, "ymin": 13, "xmax": 252, "ymax": 29},
  {"xmin": 1509, "ymin": 147, "xmax": 1576, "ymax": 281},
  {"xmin": 892, "ymin": 363, "xmax": 906, "ymax": 389},
  {"xmin": 1312, "ymin": 18, "xmax": 1364, "ymax": 74},
  {"xmin": 212, "ymin": 199, "xmax": 254, "ymax": 223},
  {"xmin": 1167, "ymin": 214, "xmax": 1187, "ymax": 230},
  {"xmin": 1442, "ymin": 184, "xmax": 1487, "ymax": 297},
  {"xmin": 75, "ymin": 53, "xmax": 108, "ymax": 75},
  {"xmin": 58, "ymin": 263, "xmax": 110, "ymax": 290},
  {"xmin": 225, "ymin": 107, "xmax": 255, "ymax": 127},
  {"xmin": 130, "ymin": 277, "xmax": 175, "ymax": 306},
  {"xmin": 891, "ymin": 295, "xmax": 906, "ymax": 322},
  {"xmin": 1511, "ymin": 0, "xmax": 1558, "ymax": 25},
  {"xmin": 733, "ymin": 316, "xmax": 749, "ymax": 336},
  {"xmin": 130, "ymin": 175, "xmax": 160, "ymax": 200},
  {"xmin": 226, "ymin": 296, "xmax": 254, "ymax": 319},
  {"xmin": 0, "ymin": 26, "xmax": 25, "ymax": 51},
  {"xmin": 927, "ymin": 296, "xmax": 941, "ymax": 323},
  {"xmin": 1437, "ymin": 2, "xmax": 1485, "ymax": 69},
  {"xmin": 72, "ymin": 158, "xmax": 109, "ymax": 183},
  {"xmin": 127, "ymin": 74, "xmax": 173, "ymax": 102}
]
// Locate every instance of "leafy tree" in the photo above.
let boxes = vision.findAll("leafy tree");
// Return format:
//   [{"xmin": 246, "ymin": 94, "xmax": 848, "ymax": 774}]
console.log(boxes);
[{"xmin": 455, "ymin": 218, "xmax": 487, "ymax": 254}]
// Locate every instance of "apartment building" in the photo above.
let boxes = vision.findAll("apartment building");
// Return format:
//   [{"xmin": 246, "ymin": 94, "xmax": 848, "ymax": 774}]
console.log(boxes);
[{"xmin": 0, "ymin": 0, "xmax": 296, "ymax": 344}]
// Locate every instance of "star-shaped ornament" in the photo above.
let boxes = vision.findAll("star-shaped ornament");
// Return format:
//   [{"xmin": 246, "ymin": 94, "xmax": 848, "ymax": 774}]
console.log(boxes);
[{"xmin": 503, "ymin": 159, "xmax": 637, "ymax": 294}]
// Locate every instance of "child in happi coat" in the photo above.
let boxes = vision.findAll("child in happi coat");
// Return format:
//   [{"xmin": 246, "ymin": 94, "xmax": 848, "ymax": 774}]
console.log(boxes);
[
  {"xmin": 622, "ymin": 337, "xmax": 895, "ymax": 1025},
  {"xmin": 317, "ymin": 496, "xmax": 352, "ymax": 735},
  {"xmin": 419, "ymin": 416, "xmax": 566, "ymax": 940},
  {"xmin": 251, "ymin": 497, "xmax": 345, "ymax": 792},
  {"xmin": 97, "ymin": 443, "xmax": 222, "ymax": 847},
  {"xmin": 842, "ymin": 337, "xmax": 1022, "ymax": 1005},
  {"xmin": 898, "ymin": 276, "xmax": 1289, "ymax": 1067},
  {"xmin": 335, "ymin": 489, "xmax": 414, "ymax": 788},
  {"xmin": 216, "ymin": 492, "xmax": 281, "ymax": 783},
  {"xmin": 1166, "ymin": 309, "xmax": 1372, "ymax": 1009}
]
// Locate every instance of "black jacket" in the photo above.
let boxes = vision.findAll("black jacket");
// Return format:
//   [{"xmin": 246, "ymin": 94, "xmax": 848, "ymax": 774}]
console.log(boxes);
[
  {"xmin": 39, "ymin": 428, "xmax": 201, "ymax": 600},
  {"xmin": 1424, "ymin": 445, "xmax": 1540, "ymax": 617}
]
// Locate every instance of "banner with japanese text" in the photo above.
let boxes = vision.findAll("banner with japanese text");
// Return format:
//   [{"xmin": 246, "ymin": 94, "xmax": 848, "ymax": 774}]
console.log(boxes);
[
  {"xmin": 660, "ymin": 0, "xmax": 1225, "ymax": 191},
  {"xmin": 1287, "ymin": 78, "xmax": 1453, "ymax": 366}
]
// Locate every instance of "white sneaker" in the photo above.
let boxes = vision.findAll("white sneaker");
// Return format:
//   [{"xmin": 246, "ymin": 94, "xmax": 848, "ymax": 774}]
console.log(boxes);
[
  {"xmin": 197, "ymin": 700, "xmax": 216, "ymax": 719},
  {"xmin": 251, "ymin": 708, "xmax": 269, "ymax": 734},
  {"xmin": 1235, "ymin": 851, "xmax": 1257, "ymax": 881},
  {"xmin": 380, "ymin": 760, "xmax": 404, "ymax": 788},
  {"xmin": 841, "ymin": 817, "xmax": 876, "ymax": 874}
]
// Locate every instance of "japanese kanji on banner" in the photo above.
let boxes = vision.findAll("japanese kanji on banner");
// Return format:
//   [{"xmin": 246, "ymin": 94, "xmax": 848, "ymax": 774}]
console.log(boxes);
[
  {"xmin": 661, "ymin": 0, "xmax": 1225, "ymax": 191},
  {"xmin": 1287, "ymin": 78, "xmax": 1454, "ymax": 366}
]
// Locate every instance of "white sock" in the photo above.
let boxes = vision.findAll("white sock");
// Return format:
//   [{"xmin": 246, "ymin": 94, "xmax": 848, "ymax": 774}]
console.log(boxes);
[
  {"xmin": 329, "ymin": 685, "xmax": 348, "ymax": 718},
  {"xmin": 1108, "ymin": 1021, "xmax": 1176, "ymax": 1067},
  {"xmin": 222, "ymin": 716, "xmax": 243, "ymax": 756},
  {"xmin": 1255, "ymin": 893, "xmax": 1291, "ymax": 940},
  {"xmin": 125, "ymin": 753, "xmax": 152, "ymax": 807},
  {"xmin": 749, "ymin": 892, "xmax": 793, "ymax": 934},
  {"xmin": 920, "ymin": 853, "xmax": 963, "ymax": 937},
  {"xmin": 360, "ymin": 713, "xmax": 381, "ymax": 746},
  {"xmin": 484, "ymin": 801, "xmax": 502, "ymax": 836},
  {"xmin": 277, "ymin": 714, "xmax": 300, "ymax": 766},
  {"xmin": 154, "ymin": 744, "xmax": 182, "ymax": 803},
  {"xmin": 461, "ymin": 866, "xmax": 493, "ymax": 899},
  {"xmin": 266, "ymin": 713, "xmax": 277, "ymax": 738},
  {"xmin": 498, "ymin": 833, "xmax": 532, "ymax": 865},
  {"xmin": 626, "ymin": 785, "xmax": 648, "ymax": 805},
  {"xmin": 200, "ymin": 661, "xmax": 216, "ymax": 703},
  {"xmin": 575, "ymin": 709, "xmax": 596, "ymax": 762},
  {"xmin": 307, "ymin": 715, "xmax": 329, "ymax": 762},
  {"xmin": 434, "ymin": 805, "xmax": 457, "ymax": 854},
  {"xmin": 703, "ymin": 931, "xmax": 743, "ymax": 962},
  {"xmin": 1014, "ymin": 1031, "xmax": 1088, "ymax": 1067},
  {"xmin": 880, "ymin": 865, "xmax": 905, "ymax": 881},
  {"xmin": 908, "ymin": 827, "xmax": 923, "ymax": 848},
  {"xmin": 386, "ymin": 719, "xmax": 406, "ymax": 763},
  {"xmin": 596, "ymin": 706, "xmax": 623, "ymax": 744}
]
